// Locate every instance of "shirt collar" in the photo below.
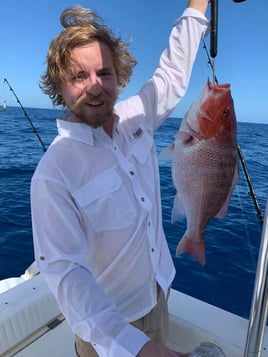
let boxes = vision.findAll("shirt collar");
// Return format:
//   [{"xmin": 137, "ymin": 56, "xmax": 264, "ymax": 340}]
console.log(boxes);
[
  {"xmin": 57, "ymin": 118, "xmax": 95, "ymax": 145},
  {"xmin": 56, "ymin": 113, "xmax": 120, "ymax": 146}
]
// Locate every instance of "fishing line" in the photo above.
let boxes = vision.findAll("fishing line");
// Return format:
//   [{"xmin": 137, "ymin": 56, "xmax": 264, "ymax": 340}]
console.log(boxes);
[
  {"xmin": 3, "ymin": 78, "xmax": 47, "ymax": 152},
  {"xmin": 207, "ymin": 5, "xmax": 268, "ymax": 354},
  {"xmin": 203, "ymin": 0, "xmax": 263, "ymax": 225},
  {"xmin": 203, "ymin": 39, "xmax": 263, "ymax": 225},
  {"xmin": 234, "ymin": 184, "xmax": 261, "ymax": 271}
]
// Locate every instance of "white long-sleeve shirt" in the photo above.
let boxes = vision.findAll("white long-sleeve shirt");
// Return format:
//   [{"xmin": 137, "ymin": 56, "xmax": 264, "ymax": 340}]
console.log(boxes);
[{"xmin": 31, "ymin": 8, "xmax": 208, "ymax": 357}]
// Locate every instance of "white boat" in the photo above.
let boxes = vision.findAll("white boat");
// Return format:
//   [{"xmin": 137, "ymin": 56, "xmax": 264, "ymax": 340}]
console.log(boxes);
[
  {"xmin": 2, "ymin": 100, "xmax": 7, "ymax": 111},
  {"xmin": 0, "ymin": 197, "xmax": 268, "ymax": 357}
]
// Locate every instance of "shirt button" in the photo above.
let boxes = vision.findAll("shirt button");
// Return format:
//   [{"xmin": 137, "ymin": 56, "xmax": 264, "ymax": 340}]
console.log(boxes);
[
  {"xmin": 40, "ymin": 256, "xmax": 45, "ymax": 261},
  {"xmin": 148, "ymin": 221, "xmax": 151, "ymax": 226},
  {"xmin": 151, "ymin": 248, "xmax": 155, "ymax": 253},
  {"xmin": 130, "ymin": 171, "xmax": 134, "ymax": 176},
  {"xmin": 141, "ymin": 197, "xmax": 145, "ymax": 202}
]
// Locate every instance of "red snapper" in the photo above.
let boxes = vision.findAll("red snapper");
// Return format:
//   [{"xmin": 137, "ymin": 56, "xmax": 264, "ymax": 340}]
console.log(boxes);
[{"xmin": 171, "ymin": 81, "xmax": 238, "ymax": 265}]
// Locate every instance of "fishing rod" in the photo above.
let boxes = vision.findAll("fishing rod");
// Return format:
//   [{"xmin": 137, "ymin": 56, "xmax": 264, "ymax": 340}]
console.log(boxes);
[
  {"xmin": 209, "ymin": 0, "xmax": 218, "ymax": 83},
  {"xmin": 205, "ymin": 0, "xmax": 263, "ymax": 225},
  {"xmin": 207, "ymin": 6, "xmax": 267, "ymax": 355},
  {"xmin": 209, "ymin": 0, "xmax": 247, "ymax": 61},
  {"xmin": 209, "ymin": 0, "xmax": 246, "ymax": 82},
  {"xmin": 3, "ymin": 78, "xmax": 47, "ymax": 152}
]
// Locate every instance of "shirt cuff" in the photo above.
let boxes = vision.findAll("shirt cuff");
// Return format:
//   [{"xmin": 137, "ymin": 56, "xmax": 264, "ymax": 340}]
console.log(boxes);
[
  {"xmin": 110, "ymin": 323, "xmax": 150, "ymax": 356},
  {"xmin": 173, "ymin": 7, "xmax": 209, "ymax": 36},
  {"xmin": 173, "ymin": 7, "xmax": 208, "ymax": 26},
  {"xmin": 182, "ymin": 7, "xmax": 208, "ymax": 20}
]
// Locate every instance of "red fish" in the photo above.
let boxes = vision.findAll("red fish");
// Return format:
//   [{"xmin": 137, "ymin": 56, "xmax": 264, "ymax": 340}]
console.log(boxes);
[{"xmin": 171, "ymin": 81, "xmax": 238, "ymax": 265}]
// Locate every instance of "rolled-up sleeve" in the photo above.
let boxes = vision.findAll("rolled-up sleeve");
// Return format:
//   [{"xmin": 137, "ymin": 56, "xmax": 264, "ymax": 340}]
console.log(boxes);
[
  {"xmin": 152, "ymin": 8, "xmax": 209, "ymax": 127},
  {"xmin": 116, "ymin": 8, "xmax": 209, "ymax": 132}
]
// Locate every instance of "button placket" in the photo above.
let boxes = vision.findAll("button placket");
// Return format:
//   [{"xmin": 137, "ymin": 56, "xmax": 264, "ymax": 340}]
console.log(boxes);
[
  {"xmin": 146, "ymin": 215, "xmax": 157, "ymax": 274},
  {"xmin": 113, "ymin": 140, "xmax": 152, "ymax": 211}
]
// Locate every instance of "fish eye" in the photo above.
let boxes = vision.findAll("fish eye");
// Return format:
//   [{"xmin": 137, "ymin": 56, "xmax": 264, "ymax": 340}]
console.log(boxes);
[{"xmin": 223, "ymin": 109, "xmax": 230, "ymax": 117}]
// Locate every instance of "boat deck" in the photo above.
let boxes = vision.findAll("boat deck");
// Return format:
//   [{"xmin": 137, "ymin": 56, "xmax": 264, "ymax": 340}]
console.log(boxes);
[{"xmin": 1, "ymin": 273, "xmax": 267, "ymax": 356}]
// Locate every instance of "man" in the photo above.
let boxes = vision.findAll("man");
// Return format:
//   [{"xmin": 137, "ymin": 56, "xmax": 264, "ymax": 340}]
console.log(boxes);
[{"xmin": 31, "ymin": 1, "xmax": 210, "ymax": 356}]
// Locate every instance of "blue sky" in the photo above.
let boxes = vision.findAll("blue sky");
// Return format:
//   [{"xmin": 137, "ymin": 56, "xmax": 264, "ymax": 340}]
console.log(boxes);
[{"xmin": 1, "ymin": 0, "xmax": 267, "ymax": 123}]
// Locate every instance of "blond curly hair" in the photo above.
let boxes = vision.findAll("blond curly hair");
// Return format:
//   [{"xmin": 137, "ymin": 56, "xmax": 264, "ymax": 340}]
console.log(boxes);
[{"xmin": 40, "ymin": 6, "xmax": 137, "ymax": 107}]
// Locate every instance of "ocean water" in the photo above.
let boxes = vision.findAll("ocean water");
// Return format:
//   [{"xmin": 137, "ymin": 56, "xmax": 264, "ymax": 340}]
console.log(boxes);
[{"xmin": 0, "ymin": 106, "xmax": 267, "ymax": 320}]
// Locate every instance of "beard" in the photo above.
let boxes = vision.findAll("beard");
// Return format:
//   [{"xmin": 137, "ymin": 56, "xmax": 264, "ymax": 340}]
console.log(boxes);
[{"xmin": 69, "ymin": 92, "xmax": 117, "ymax": 128}]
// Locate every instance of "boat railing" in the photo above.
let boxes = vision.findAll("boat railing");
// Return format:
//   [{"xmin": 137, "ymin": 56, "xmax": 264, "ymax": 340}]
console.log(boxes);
[{"xmin": 244, "ymin": 196, "xmax": 268, "ymax": 357}]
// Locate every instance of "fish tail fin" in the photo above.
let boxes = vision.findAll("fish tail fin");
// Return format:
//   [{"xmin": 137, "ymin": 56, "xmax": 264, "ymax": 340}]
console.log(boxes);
[{"xmin": 176, "ymin": 236, "xmax": 206, "ymax": 266}]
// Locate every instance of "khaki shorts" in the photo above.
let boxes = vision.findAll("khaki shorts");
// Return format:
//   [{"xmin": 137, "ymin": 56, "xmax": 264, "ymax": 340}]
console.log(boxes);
[{"xmin": 75, "ymin": 285, "xmax": 169, "ymax": 357}]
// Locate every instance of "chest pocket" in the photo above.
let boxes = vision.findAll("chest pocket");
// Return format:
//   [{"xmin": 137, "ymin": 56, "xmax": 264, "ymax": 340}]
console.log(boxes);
[
  {"xmin": 129, "ymin": 130, "xmax": 155, "ymax": 185},
  {"xmin": 73, "ymin": 169, "xmax": 136, "ymax": 232}
]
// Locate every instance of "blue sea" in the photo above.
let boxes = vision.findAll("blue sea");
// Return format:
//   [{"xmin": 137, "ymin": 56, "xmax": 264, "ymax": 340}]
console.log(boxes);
[{"xmin": 0, "ymin": 106, "xmax": 267, "ymax": 321}]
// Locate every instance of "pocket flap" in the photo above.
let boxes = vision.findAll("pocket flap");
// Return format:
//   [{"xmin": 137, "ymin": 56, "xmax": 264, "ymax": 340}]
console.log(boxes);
[{"xmin": 73, "ymin": 168, "xmax": 121, "ymax": 207}]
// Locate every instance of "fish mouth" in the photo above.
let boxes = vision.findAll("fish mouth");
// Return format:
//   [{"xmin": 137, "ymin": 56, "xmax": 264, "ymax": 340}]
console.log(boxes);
[{"xmin": 207, "ymin": 80, "xmax": 231, "ymax": 92}]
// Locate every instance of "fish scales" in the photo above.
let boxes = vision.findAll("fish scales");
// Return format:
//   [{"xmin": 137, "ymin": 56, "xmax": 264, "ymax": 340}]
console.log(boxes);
[{"xmin": 171, "ymin": 81, "xmax": 238, "ymax": 265}]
